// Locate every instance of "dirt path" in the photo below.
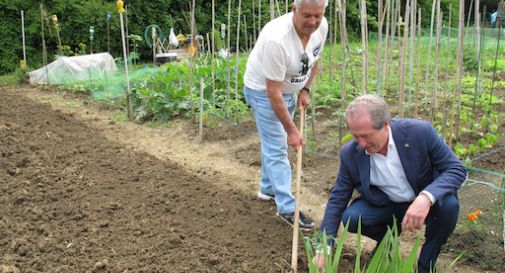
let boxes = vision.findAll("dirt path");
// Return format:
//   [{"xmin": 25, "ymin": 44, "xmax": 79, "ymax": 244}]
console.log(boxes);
[{"xmin": 1, "ymin": 85, "xmax": 498, "ymax": 272}]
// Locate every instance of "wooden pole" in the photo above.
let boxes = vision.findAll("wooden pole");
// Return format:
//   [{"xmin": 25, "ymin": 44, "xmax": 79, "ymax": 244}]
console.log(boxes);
[
  {"xmin": 199, "ymin": 78, "xmax": 204, "ymax": 143},
  {"xmin": 291, "ymin": 108, "xmax": 305, "ymax": 273},
  {"xmin": 414, "ymin": 7, "xmax": 422, "ymax": 116},
  {"xmin": 189, "ymin": 0, "xmax": 196, "ymax": 95},
  {"xmin": 212, "ymin": 0, "xmax": 216, "ymax": 101},
  {"xmin": 227, "ymin": 0, "xmax": 232, "ymax": 97},
  {"xmin": 40, "ymin": 4, "xmax": 47, "ymax": 66},
  {"xmin": 398, "ymin": 0, "xmax": 411, "ymax": 117},
  {"xmin": 21, "ymin": 10, "xmax": 27, "ymax": 67},
  {"xmin": 253, "ymin": 0, "xmax": 257, "ymax": 42},
  {"xmin": 473, "ymin": 2, "xmax": 483, "ymax": 112},
  {"xmin": 454, "ymin": 0, "xmax": 465, "ymax": 141},
  {"xmin": 423, "ymin": 0, "xmax": 437, "ymax": 93},
  {"xmin": 442, "ymin": 4, "xmax": 452, "ymax": 140},
  {"xmin": 259, "ymin": 0, "xmax": 262, "ymax": 32},
  {"xmin": 118, "ymin": 7, "xmax": 132, "ymax": 120},
  {"xmin": 235, "ymin": 0, "xmax": 242, "ymax": 98},
  {"xmin": 270, "ymin": 0, "xmax": 275, "ymax": 20},
  {"xmin": 408, "ymin": 0, "xmax": 416, "ymax": 105},
  {"xmin": 377, "ymin": 0, "xmax": 384, "ymax": 96},
  {"xmin": 338, "ymin": 0, "xmax": 347, "ymax": 142},
  {"xmin": 359, "ymin": 0, "xmax": 368, "ymax": 94},
  {"xmin": 382, "ymin": 0, "xmax": 391, "ymax": 93},
  {"xmin": 430, "ymin": 0, "xmax": 442, "ymax": 122}
]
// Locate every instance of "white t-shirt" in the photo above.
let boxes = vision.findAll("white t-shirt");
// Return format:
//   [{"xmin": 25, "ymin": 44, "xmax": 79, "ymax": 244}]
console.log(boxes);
[{"xmin": 244, "ymin": 12, "xmax": 328, "ymax": 94}]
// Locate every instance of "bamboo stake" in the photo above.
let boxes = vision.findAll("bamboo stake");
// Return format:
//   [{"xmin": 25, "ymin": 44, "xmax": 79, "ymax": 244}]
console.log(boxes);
[
  {"xmin": 328, "ymin": 0, "xmax": 334, "ymax": 81},
  {"xmin": 212, "ymin": 0, "xmax": 216, "ymax": 101},
  {"xmin": 291, "ymin": 108, "xmax": 305, "ymax": 273},
  {"xmin": 259, "ymin": 0, "xmax": 262, "ymax": 32},
  {"xmin": 117, "ymin": 1, "xmax": 132, "ymax": 120},
  {"xmin": 408, "ymin": 0, "xmax": 416, "ymax": 105},
  {"xmin": 227, "ymin": 0, "xmax": 232, "ymax": 97},
  {"xmin": 385, "ymin": 0, "xmax": 398, "ymax": 92},
  {"xmin": 189, "ymin": 0, "xmax": 196, "ymax": 96},
  {"xmin": 454, "ymin": 0, "xmax": 465, "ymax": 142},
  {"xmin": 398, "ymin": 0, "xmax": 411, "ymax": 117},
  {"xmin": 430, "ymin": 0, "xmax": 442, "ymax": 122},
  {"xmin": 270, "ymin": 0, "xmax": 275, "ymax": 20},
  {"xmin": 199, "ymin": 78, "xmax": 204, "ymax": 143},
  {"xmin": 40, "ymin": 4, "xmax": 47, "ymax": 66},
  {"xmin": 253, "ymin": 0, "xmax": 257, "ymax": 42},
  {"xmin": 423, "ymin": 0, "xmax": 437, "ymax": 94},
  {"xmin": 467, "ymin": 0, "xmax": 474, "ymax": 29},
  {"xmin": 235, "ymin": 0, "xmax": 242, "ymax": 98},
  {"xmin": 442, "ymin": 4, "xmax": 452, "ymax": 141},
  {"xmin": 243, "ymin": 14, "xmax": 248, "ymax": 51},
  {"xmin": 473, "ymin": 2, "xmax": 483, "ymax": 112},
  {"xmin": 413, "ymin": 7, "xmax": 422, "ymax": 117},
  {"xmin": 489, "ymin": 1, "xmax": 504, "ymax": 117},
  {"xmin": 359, "ymin": 0, "xmax": 368, "ymax": 94},
  {"xmin": 125, "ymin": 5, "xmax": 129, "ymax": 57},
  {"xmin": 337, "ymin": 0, "xmax": 347, "ymax": 142},
  {"xmin": 377, "ymin": 0, "xmax": 383, "ymax": 96},
  {"xmin": 382, "ymin": 0, "xmax": 391, "ymax": 93},
  {"xmin": 21, "ymin": 10, "xmax": 26, "ymax": 67}
]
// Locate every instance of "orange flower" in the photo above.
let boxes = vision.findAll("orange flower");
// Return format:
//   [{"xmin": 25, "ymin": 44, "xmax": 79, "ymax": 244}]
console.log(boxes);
[
  {"xmin": 474, "ymin": 209, "xmax": 482, "ymax": 215},
  {"xmin": 467, "ymin": 212, "xmax": 479, "ymax": 222}
]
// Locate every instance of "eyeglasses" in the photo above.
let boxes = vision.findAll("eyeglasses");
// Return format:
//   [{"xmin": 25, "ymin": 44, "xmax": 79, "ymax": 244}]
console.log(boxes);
[{"xmin": 300, "ymin": 52, "xmax": 309, "ymax": 76}]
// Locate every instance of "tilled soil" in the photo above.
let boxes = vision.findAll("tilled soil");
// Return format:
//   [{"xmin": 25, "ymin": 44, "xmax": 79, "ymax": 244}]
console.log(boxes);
[{"xmin": 0, "ymin": 87, "xmax": 313, "ymax": 273}]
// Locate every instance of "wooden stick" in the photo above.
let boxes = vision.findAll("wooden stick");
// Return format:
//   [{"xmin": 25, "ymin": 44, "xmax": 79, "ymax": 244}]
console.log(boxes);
[
  {"xmin": 199, "ymin": 78, "xmax": 204, "ymax": 143},
  {"xmin": 235, "ymin": 0, "xmax": 242, "ymax": 98},
  {"xmin": 423, "ymin": 0, "xmax": 437, "ymax": 93},
  {"xmin": 431, "ymin": 0, "xmax": 442, "ymax": 122},
  {"xmin": 398, "ymin": 0, "xmax": 411, "ymax": 117},
  {"xmin": 454, "ymin": 0, "xmax": 465, "ymax": 142},
  {"xmin": 359, "ymin": 0, "xmax": 368, "ymax": 94},
  {"xmin": 291, "ymin": 108, "xmax": 305, "ymax": 273}
]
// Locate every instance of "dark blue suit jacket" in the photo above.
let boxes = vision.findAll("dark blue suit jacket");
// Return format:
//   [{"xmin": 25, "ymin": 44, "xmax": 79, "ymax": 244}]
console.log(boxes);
[{"xmin": 319, "ymin": 118, "xmax": 467, "ymax": 238}]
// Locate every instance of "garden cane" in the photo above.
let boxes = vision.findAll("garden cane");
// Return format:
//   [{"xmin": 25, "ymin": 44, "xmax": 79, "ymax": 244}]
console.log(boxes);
[{"xmin": 291, "ymin": 108, "xmax": 305, "ymax": 273}]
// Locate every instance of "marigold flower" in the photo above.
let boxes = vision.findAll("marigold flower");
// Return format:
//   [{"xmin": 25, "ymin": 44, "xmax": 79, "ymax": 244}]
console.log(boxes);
[
  {"xmin": 474, "ymin": 209, "xmax": 482, "ymax": 215},
  {"xmin": 467, "ymin": 212, "xmax": 479, "ymax": 222}
]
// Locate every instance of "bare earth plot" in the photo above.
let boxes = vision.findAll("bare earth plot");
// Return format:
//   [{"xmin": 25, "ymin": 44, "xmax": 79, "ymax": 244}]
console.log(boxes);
[{"xmin": 1, "ymin": 85, "xmax": 502, "ymax": 273}]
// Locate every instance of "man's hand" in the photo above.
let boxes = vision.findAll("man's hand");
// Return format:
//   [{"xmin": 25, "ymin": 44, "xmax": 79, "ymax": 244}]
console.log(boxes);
[
  {"xmin": 401, "ymin": 193, "xmax": 432, "ymax": 232},
  {"xmin": 298, "ymin": 88, "xmax": 310, "ymax": 109},
  {"xmin": 287, "ymin": 128, "xmax": 305, "ymax": 150},
  {"xmin": 312, "ymin": 254, "xmax": 325, "ymax": 271}
]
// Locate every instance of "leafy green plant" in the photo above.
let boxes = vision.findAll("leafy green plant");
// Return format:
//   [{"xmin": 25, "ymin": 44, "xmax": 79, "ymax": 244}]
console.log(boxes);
[{"xmin": 304, "ymin": 219, "xmax": 431, "ymax": 273}]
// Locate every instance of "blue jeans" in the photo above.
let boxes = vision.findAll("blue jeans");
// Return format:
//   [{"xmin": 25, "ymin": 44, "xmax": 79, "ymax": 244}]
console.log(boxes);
[
  {"xmin": 243, "ymin": 86, "xmax": 296, "ymax": 214},
  {"xmin": 341, "ymin": 194, "xmax": 459, "ymax": 271}
]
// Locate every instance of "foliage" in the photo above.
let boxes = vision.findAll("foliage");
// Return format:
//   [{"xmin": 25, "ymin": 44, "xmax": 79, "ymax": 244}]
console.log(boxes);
[{"xmin": 303, "ymin": 219, "xmax": 457, "ymax": 273}]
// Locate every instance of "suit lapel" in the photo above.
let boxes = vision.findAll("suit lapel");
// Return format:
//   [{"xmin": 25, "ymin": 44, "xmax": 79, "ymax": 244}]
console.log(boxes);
[{"xmin": 354, "ymin": 146, "xmax": 371, "ymax": 190}]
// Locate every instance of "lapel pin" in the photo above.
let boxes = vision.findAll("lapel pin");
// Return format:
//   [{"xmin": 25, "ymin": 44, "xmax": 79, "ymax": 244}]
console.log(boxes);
[{"xmin": 404, "ymin": 143, "xmax": 410, "ymax": 148}]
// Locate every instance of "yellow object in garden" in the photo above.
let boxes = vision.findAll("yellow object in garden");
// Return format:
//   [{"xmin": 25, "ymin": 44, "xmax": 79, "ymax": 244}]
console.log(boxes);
[
  {"xmin": 51, "ymin": 14, "xmax": 58, "ymax": 23},
  {"xmin": 176, "ymin": 33, "xmax": 186, "ymax": 43},
  {"xmin": 19, "ymin": 60, "xmax": 26, "ymax": 70},
  {"xmin": 116, "ymin": 0, "xmax": 125, "ymax": 13}
]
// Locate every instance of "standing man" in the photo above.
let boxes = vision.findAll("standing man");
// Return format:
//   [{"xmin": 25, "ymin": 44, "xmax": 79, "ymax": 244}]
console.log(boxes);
[
  {"xmin": 243, "ymin": 0, "xmax": 328, "ymax": 230},
  {"xmin": 317, "ymin": 95, "xmax": 467, "ymax": 272}
]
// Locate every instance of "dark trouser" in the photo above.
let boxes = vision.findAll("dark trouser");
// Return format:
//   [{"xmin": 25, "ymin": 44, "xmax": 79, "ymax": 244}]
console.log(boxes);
[{"xmin": 341, "ymin": 194, "xmax": 459, "ymax": 272}]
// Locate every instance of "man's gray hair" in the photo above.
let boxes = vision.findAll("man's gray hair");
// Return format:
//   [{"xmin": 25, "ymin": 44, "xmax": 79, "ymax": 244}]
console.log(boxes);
[
  {"xmin": 294, "ymin": 0, "xmax": 329, "ymax": 11},
  {"xmin": 345, "ymin": 94, "xmax": 391, "ymax": 130}
]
